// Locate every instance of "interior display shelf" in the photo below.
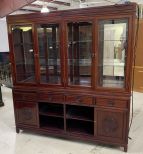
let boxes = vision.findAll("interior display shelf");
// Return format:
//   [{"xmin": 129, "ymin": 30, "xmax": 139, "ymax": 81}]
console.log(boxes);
[
  {"xmin": 40, "ymin": 115, "xmax": 64, "ymax": 130},
  {"xmin": 66, "ymin": 105, "xmax": 94, "ymax": 122},
  {"xmin": 66, "ymin": 119, "xmax": 94, "ymax": 135},
  {"xmin": 39, "ymin": 112, "xmax": 64, "ymax": 118},
  {"xmin": 39, "ymin": 102, "xmax": 64, "ymax": 117},
  {"xmin": 66, "ymin": 114, "xmax": 93, "ymax": 122}
]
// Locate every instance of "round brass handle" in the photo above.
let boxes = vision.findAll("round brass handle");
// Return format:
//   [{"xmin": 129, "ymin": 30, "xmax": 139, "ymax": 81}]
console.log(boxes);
[
  {"xmin": 48, "ymin": 97, "xmax": 52, "ymax": 102},
  {"xmin": 108, "ymin": 101, "xmax": 115, "ymax": 107},
  {"xmin": 76, "ymin": 96, "xmax": 81, "ymax": 103}
]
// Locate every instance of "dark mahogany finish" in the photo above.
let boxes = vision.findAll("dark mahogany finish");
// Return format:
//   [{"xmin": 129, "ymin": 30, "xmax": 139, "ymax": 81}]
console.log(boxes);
[{"xmin": 7, "ymin": 3, "xmax": 136, "ymax": 152}]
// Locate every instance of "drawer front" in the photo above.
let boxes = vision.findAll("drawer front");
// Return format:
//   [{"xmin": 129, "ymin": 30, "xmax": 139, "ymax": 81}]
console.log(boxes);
[
  {"xmin": 38, "ymin": 92, "xmax": 64, "ymax": 103},
  {"xmin": 66, "ymin": 95, "xmax": 93, "ymax": 105},
  {"xmin": 15, "ymin": 102, "xmax": 38, "ymax": 126},
  {"xmin": 96, "ymin": 98, "xmax": 127, "ymax": 108},
  {"xmin": 13, "ymin": 91, "xmax": 36, "ymax": 102}
]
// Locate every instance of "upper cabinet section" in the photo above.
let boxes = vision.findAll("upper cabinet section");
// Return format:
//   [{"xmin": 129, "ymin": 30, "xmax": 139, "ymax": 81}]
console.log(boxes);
[
  {"xmin": 67, "ymin": 21, "xmax": 92, "ymax": 87},
  {"xmin": 7, "ymin": 3, "xmax": 136, "ymax": 92},
  {"xmin": 11, "ymin": 25, "xmax": 35, "ymax": 83},
  {"xmin": 98, "ymin": 19, "xmax": 128, "ymax": 88},
  {"xmin": 37, "ymin": 24, "xmax": 61, "ymax": 84}
]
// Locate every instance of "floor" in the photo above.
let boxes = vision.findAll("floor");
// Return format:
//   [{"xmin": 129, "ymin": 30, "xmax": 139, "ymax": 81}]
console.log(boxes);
[{"xmin": 0, "ymin": 86, "xmax": 143, "ymax": 154}]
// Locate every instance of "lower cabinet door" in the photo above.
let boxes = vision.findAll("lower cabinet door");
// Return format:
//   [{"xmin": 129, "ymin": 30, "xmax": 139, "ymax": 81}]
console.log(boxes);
[
  {"xmin": 15, "ymin": 102, "xmax": 38, "ymax": 126},
  {"xmin": 96, "ymin": 108, "xmax": 127, "ymax": 142}
]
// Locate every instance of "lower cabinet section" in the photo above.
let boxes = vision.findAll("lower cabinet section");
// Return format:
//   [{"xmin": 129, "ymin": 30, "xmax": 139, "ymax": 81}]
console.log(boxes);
[
  {"xmin": 15, "ymin": 102, "xmax": 38, "ymax": 126},
  {"xmin": 14, "ymin": 93, "xmax": 129, "ymax": 152}
]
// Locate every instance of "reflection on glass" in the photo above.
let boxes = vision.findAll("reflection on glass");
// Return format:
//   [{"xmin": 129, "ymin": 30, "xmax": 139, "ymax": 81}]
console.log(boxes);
[
  {"xmin": 37, "ymin": 24, "xmax": 61, "ymax": 84},
  {"xmin": 67, "ymin": 22, "xmax": 92, "ymax": 86},
  {"xmin": 12, "ymin": 25, "xmax": 35, "ymax": 83},
  {"xmin": 98, "ymin": 19, "xmax": 128, "ymax": 88}
]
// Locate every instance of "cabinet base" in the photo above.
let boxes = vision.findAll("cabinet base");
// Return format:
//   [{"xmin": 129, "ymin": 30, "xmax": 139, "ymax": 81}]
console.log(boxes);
[{"xmin": 16, "ymin": 126, "xmax": 128, "ymax": 152}]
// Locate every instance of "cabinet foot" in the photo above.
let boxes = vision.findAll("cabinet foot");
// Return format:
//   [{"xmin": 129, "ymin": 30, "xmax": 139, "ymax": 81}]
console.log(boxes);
[
  {"xmin": 124, "ymin": 145, "xmax": 128, "ymax": 152},
  {"xmin": 0, "ymin": 101, "xmax": 4, "ymax": 107},
  {"xmin": 16, "ymin": 127, "xmax": 20, "ymax": 133}
]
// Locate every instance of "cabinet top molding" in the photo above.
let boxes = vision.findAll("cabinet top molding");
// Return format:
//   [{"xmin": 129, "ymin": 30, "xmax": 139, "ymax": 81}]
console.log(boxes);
[{"xmin": 7, "ymin": 3, "xmax": 137, "ymax": 24}]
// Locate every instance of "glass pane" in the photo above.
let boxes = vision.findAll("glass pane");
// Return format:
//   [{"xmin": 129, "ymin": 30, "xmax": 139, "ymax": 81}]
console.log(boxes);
[
  {"xmin": 98, "ymin": 19, "xmax": 128, "ymax": 88},
  {"xmin": 12, "ymin": 25, "xmax": 35, "ymax": 83},
  {"xmin": 67, "ymin": 22, "xmax": 92, "ymax": 86},
  {"xmin": 37, "ymin": 24, "xmax": 61, "ymax": 84}
]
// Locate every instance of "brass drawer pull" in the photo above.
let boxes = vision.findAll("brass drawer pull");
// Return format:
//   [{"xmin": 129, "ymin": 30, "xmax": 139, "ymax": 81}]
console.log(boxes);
[
  {"xmin": 76, "ymin": 96, "xmax": 81, "ymax": 103},
  {"xmin": 48, "ymin": 97, "xmax": 53, "ymax": 102},
  {"xmin": 108, "ymin": 101, "xmax": 115, "ymax": 107}
]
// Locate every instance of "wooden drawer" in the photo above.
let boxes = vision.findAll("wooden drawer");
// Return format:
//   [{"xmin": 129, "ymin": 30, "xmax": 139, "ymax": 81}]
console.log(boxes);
[
  {"xmin": 13, "ymin": 91, "xmax": 36, "ymax": 102},
  {"xmin": 38, "ymin": 92, "xmax": 64, "ymax": 103},
  {"xmin": 96, "ymin": 98, "xmax": 127, "ymax": 108},
  {"xmin": 66, "ymin": 95, "xmax": 93, "ymax": 105}
]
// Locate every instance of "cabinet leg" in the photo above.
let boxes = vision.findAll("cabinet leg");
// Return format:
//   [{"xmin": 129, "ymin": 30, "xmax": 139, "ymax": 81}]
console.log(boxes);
[
  {"xmin": 124, "ymin": 145, "xmax": 128, "ymax": 152},
  {"xmin": 0, "ymin": 86, "xmax": 4, "ymax": 107},
  {"xmin": 16, "ymin": 127, "xmax": 20, "ymax": 133},
  {"xmin": 0, "ymin": 101, "xmax": 4, "ymax": 107}
]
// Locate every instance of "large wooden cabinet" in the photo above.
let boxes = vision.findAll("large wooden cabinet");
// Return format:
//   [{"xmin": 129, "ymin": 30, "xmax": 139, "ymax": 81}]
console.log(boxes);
[{"xmin": 7, "ymin": 3, "xmax": 136, "ymax": 152}]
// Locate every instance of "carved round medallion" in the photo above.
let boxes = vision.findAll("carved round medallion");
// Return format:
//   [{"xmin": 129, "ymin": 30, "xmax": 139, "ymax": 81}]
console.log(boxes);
[
  {"xmin": 102, "ymin": 116, "xmax": 118, "ymax": 134},
  {"xmin": 21, "ymin": 109, "xmax": 32, "ymax": 121}
]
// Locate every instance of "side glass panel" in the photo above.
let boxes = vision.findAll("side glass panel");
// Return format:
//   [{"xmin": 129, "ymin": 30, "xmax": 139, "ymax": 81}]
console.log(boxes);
[
  {"xmin": 12, "ymin": 25, "xmax": 35, "ymax": 83},
  {"xmin": 98, "ymin": 19, "xmax": 128, "ymax": 88},
  {"xmin": 67, "ymin": 22, "xmax": 92, "ymax": 86},
  {"xmin": 37, "ymin": 24, "xmax": 61, "ymax": 84}
]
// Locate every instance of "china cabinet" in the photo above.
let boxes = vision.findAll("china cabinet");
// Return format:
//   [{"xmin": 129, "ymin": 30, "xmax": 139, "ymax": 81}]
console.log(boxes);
[{"xmin": 7, "ymin": 3, "xmax": 136, "ymax": 152}]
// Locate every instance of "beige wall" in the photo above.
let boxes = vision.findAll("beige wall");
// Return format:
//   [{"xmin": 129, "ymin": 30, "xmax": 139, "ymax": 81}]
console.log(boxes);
[{"xmin": 133, "ymin": 19, "xmax": 143, "ymax": 92}]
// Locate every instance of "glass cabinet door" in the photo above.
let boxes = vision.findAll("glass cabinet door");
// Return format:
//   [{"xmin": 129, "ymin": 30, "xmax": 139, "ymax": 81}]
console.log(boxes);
[
  {"xmin": 37, "ymin": 24, "xmax": 61, "ymax": 84},
  {"xmin": 12, "ymin": 25, "xmax": 35, "ymax": 83},
  {"xmin": 98, "ymin": 19, "xmax": 128, "ymax": 88},
  {"xmin": 67, "ymin": 21, "xmax": 92, "ymax": 86}
]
